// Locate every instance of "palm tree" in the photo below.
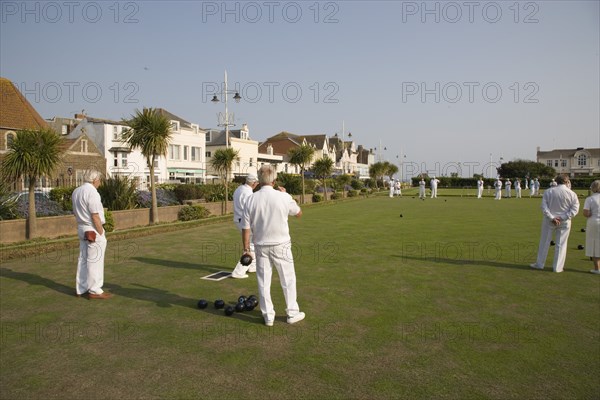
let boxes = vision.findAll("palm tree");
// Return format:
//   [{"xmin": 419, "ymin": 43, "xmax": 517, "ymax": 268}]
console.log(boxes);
[
  {"xmin": 1, "ymin": 128, "xmax": 62, "ymax": 238},
  {"xmin": 336, "ymin": 174, "xmax": 352, "ymax": 198},
  {"xmin": 122, "ymin": 108, "xmax": 172, "ymax": 224},
  {"xmin": 383, "ymin": 161, "xmax": 399, "ymax": 184},
  {"xmin": 369, "ymin": 162, "xmax": 386, "ymax": 189},
  {"xmin": 312, "ymin": 157, "xmax": 334, "ymax": 201},
  {"xmin": 210, "ymin": 147, "xmax": 240, "ymax": 214},
  {"xmin": 288, "ymin": 144, "xmax": 315, "ymax": 204}
]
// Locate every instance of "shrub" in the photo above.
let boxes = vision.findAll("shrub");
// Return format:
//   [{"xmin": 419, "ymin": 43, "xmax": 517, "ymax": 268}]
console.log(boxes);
[
  {"xmin": 312, "ymin": 193, "xmax": 323, "ymax": 203},
  {"xmin": 331, "ymin": 192, "xmax": 341, "ymax": 200},
  {"xmin": 348, "ymin": 190, "xmax": 359, "ymax": 197},
  {"xmin": 136, "ymin": 189, "xmax": 179, "ymax": 208},
  {"xmin": 49, "ymin": 186, "xmax": 76, "ymax": 211},
  {"xmin": 98, "ymin": 175, "xmax": 138, "ymax": 211},
  {"xmin": 173, "ymin": 184, "xmax": 203, "ymax": 203},
  {"xmin": 200, "ymin": 184, "xmax": 238, "ymax": 202},
  {"xmin": 178, "ymin": 205, "xmax": 210, "ymax": 221},
  {"xmin": 276, "ymin": 173, "xmax": 303, "ymax": 195},
  {"xmin": 15, "ymin": 197, "xmax": 69, "ymax": 218},
  {"xmin": 104, "ymin": 210, "xmax": 115, "ymax": 232}
]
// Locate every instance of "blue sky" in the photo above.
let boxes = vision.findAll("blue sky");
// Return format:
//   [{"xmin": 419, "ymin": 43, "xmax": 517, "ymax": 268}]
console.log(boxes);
[{"xmin": 1, "ymin": 0, "xmax": 598, "ymax": 177}]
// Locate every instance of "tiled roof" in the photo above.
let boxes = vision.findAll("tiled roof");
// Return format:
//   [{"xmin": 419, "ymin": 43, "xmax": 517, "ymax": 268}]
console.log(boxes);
[
  {"xmin": 537, "ymin": 148, "xmax": 600, "ymax": 158},
  {"xmin": 0, "ymin": 77, "xmax": 49, "ymax": 130}
]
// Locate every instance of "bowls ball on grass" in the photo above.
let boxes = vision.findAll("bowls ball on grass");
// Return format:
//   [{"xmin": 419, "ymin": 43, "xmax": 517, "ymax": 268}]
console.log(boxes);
[
  {"xmin": 224, "ymin": 306, "xmax": 235, "ymax": 316},
  {"xmin": 238, "ymin": 295, "xmax": 247, "ymax": 304},
  {"xmin": 235, "ymin": 302, "xmax": 245, "ymax": 312},
  {"xmin": 214, "ymin": 299, "xmax": 225, "ymax": 309},
  {"xmin": 197, "ymin": 299, "xmax": 208, "ymax": 309}
]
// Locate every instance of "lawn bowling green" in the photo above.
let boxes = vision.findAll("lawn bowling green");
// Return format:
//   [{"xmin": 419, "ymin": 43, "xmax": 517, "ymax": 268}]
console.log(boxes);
[{"xmin": 0, "ymin": 192, "xmax": 596, "ymax": 399}]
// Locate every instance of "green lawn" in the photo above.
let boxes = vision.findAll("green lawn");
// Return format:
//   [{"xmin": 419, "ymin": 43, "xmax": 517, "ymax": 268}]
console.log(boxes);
[{"xmin": 1, "ymin": 193, "xmax": 598, "ymax": 399}]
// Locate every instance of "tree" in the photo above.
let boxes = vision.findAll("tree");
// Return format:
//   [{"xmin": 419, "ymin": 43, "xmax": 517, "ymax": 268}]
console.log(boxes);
[
  {"xmin": 335, "ymin": 174, "xmax": 353, "ymax": 198},
  {"xmin": 210, "ymin": 147, "xmax": 240, "ymax": 214},
  {"xmin": 0, "ymin": 128, "xmax": 63, "ymax": 238},
  {"xmin": 368, "ymin": 162, "xmax": 386, "ymax": 188},
  {"xmin": 312, "ymin": 157, "xmax": 334, "ymax": 201},
  {"xmin": 497, "ymin": 159, "xmax": 556, "ymax": 179},
  {"xmin": 383, "ymin": 161, "xmax": 399, "ymax": 183},
  {"xmin": 122, "ymin": 108, "xmax": 173, "ymax": 224},
  {"xmin": 288, "ymin": 144, "xmax": 315, "ymax": 204}
]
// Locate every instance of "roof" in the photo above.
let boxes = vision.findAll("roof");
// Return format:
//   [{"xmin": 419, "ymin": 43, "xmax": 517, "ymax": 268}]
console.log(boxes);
[
  {"xmin": 0, "ymin": 77, "xmax": 49, "ymax": 130},
  {"xmin": 156, "ymin": 108, "xmax": 193, "ymax": 129},
  {"xmin": 537, "ymin": 148, "xmax": 600, "ymax": 158}
]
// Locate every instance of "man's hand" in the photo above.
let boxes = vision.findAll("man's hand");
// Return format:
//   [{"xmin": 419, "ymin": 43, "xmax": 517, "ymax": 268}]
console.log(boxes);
[{"xmin": 552, "ymin": 217, "xmax": 561, "ymax": 226}]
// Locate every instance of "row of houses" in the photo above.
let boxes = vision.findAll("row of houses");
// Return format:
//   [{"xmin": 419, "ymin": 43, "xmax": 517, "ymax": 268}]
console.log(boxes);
[
  {"xmin": 1, "ymin": 77, "xmax": 598, "ymax": 192},
  {"xmin": 0, "ymin": 77, "xmax": 376, "ymax": 191}
]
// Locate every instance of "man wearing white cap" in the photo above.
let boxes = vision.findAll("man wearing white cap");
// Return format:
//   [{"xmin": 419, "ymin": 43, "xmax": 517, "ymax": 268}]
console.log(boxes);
[
  {"xmin": 515, "ymin": 179, "xmax": 522, "ymax": 198},
  {"xmin": 419, "ymin": 177, "xmax": 426, "ymax": 199},
  {"xmin": 231, "ymin": 173, "xmax": 259, "ymax": 278},
  {"xmin": 530, "ymin": 175, "xmax": 579, "ymax": 273},
  {"xmin": 477, "ymin": 177, "xmax": 484, "ymax": 199},
  {"xmin": 505, "ymin": 178, "xmax": 512, "ymax": 198}
]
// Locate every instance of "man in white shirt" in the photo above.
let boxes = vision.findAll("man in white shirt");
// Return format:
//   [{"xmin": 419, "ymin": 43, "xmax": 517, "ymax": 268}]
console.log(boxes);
[
  {"xmin": 231, "ymin": 174, "xmax": 259, "ymax": 279},
  {"xmin": 430, "ymin": 176, "xmax": 440, "ymax": 198},
  {"xmin": 242, "ymin": 165, "xmax": 305, "ymax": 326},
  {"xmin": 494, "ymin": 178, "xmax": 503, "ymax": 200},
  {"xmin": 530, "ymin": 175, "xmax": 580, "ymax": 273},
  {"xmin": 477, "ymin": 178, "xmax": 484, "ymax": 199},
  {"xmin": 72, "ymin": 170, "xmax": 110, "ymax": 299},
  {"xmin": 505, "ymin": 179, "xmax": 512, "ymax": 198},
  {"xmin": 515, "ymin": 179, "xmax": 522, "ymax": 198}
]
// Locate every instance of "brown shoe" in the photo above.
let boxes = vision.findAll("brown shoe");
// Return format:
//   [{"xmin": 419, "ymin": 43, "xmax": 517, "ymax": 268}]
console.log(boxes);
[{"xmin": 88, "ymin": 292, "xmax": 113, "ymax": 299}]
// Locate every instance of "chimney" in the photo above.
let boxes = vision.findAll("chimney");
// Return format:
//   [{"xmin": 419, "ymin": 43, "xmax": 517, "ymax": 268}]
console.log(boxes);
[{"xmin": 75, "ymin": 113, "xmax": 86, "ymax": 120}]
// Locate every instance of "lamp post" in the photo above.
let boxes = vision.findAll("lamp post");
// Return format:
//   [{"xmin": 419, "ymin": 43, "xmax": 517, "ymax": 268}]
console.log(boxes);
[{"xmin": 211, "ymin": 70, "xmax": 241, "ymax": 149}]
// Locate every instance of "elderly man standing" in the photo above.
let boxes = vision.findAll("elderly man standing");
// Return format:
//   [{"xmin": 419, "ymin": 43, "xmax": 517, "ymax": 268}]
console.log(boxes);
[
  {"xmin": 241, "ymin": 165, "xmax": 304, "ymax": 326},
  {"xmin": 430, "ymin": 176, "xmax": 440, "ymax": 198},
  {"xmin": 231, "ymin": 173, "xmax": 259, "ymax": 279},
  {"xmin": 419, "ymin": 177, "xmax": 426, "ymax": 199},
  {"xmin": 530, "ymin": 175, "xmax": 580, "ymax": 273},
  {"xmin": 72, "ymin": 170, "xmax": 111, "ymax": 299},
  {"xmin": 494, "ymin": 178, "xmax": 503, "ymax": 200},
  {"xmin": 477, "ymin": 177, "xmax": 484, "ymax": 199}
]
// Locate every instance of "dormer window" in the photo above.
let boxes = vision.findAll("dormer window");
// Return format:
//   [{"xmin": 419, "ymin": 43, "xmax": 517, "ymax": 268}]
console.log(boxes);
[{"xmin": 171, "ymin": 121, "xmax": 180, "ymax": 132}]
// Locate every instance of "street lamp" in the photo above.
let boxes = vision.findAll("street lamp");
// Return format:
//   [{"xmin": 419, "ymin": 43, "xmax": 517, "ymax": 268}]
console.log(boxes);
[{"xmin": 211, "ymin": 70, "xmax": 241, "ymax": 148}]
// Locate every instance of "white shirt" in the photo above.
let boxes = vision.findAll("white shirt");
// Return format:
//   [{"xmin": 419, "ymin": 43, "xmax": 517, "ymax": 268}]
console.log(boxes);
[
  {"xmin": 72, "ymin": 182, "xmax": 105, "ymax": 227},
  {"xmin": 242, "ymin": 185, "xmax": 301, "ymax": 246},
  {"xmin": 477, "ymin": 180, "xmax": 483, "ymax": 188},
  {"xmin": 233, "ymin": 183, "xmax": 254, "ymax": 229},
  {"xmin": 541, "ymin": 184, "xmax": 580, "ymax": 221},
  {"xmin": 495, "ymin": 180, "xmax": 502, "ymax": 189},
  {"xmin": 583, "ymin": 193, "xmax": 600, "ymax": 223},
  {"xmin": 430, "ymin": 179, "xmax": 439, "ymax": 188},
  {"xmin": 419, "ymin": 180, "xmax": 426, "ymax": 188}
]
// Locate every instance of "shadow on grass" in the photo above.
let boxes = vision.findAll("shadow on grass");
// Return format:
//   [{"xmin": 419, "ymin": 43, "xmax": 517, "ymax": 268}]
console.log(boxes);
[
  {"xmin": 393, "ymin": 255, "xmax": 590, "ymax": 273},
  {"xmin": 131, "ymin": 257, "xmax": 224, "ymax": 273},
  {"xmin": 0, "ymin": 267, "xmax": 74, "ymax": 296},
  {"xmin": 104, "ymin": 282, "xmax": 264, "ymax": 324}
]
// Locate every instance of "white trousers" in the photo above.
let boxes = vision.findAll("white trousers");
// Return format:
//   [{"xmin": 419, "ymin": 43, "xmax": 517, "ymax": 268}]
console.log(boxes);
[
  {"xmin": 495, "ymin": 189, "xmax": 502, "ymax": 200},
  {"xmin": 431, "ymin": 187, "xmax": 437, "ymax": 198},
  {"xmin": 505, "ymin": 188, "xmax": 511, "ymax": 198},
  {"xmin": 76, "ymin": 226, "xmax": 107, "ymax": 295},
  {"xmin": 535, "ymin": 219, "xmax": 572, "ymax": 272},
  {"xmin": 254, "ymin": 242, "xmax": 300, "ymax": 322},
  {"xmin": 477, "ymin": 187, "xmax": 483, "ymax": 198},
  {"xmin": 419, "ymin": 188, "xmax": 425, "ymax": 198},
  {"xmin": 516, "ymin": 188, "xmax": 521, "ymax": 198}
]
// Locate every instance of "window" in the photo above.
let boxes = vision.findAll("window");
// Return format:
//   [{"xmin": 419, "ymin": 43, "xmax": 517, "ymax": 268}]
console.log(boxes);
[
  {"xmin": 249, "ymin": 158, "xmax": 253, "ymax": 166},
  {"xmin": 6, "ymin": 132, "xmax": 15, "ymax": 149},
  {"xmin": 169, "ymin": 144, "xmax": 181, "ymax": 160},
  {"xmin": 113, "ymin": 153, "xmax": 118, "ymax": 167},
  {"xmin": 62, "ymin": 125, "xmax": 68, "ymax": 135},
  {"xmin": 171, "ymin": 121, "xmax": 179, "ymax": 132},
  {"xmin": 183, "ymin": 146, "xmax": 188, "ymax": 161},
  {"xmin": 577, "ymin": 154, "xmax": 587, "ymax": 166},
  {"xmin": 205, "ymin": 131, "xmax": 212, "ymax": 142},
  {"xmin": 561, "ymin": 160, "xmax": 567, "ymax": 167},
  {"xmin": 113, "ymin": 126, "xmax": 118, "ymax": 140},
  {"xmin": 546, "ymin": 160, "xmax": 552, "ymax": 167},
  {"xmin": 121, "ymin": 152, "xmax": 127, "ymax": 167},
  {"xmin": 205, "ymin": 151, "xmax": 212, "ymax": 158},
  {"xmin": 554, "ymin": 160, "xmax": 558, "ymax": 167},
  {"xmin": 81, "ymin": 139, "xmax": 88, "ymax": 153},
  {"xmin": 191, "ymin": 146, "xmax": 201, "ymax": 162}
]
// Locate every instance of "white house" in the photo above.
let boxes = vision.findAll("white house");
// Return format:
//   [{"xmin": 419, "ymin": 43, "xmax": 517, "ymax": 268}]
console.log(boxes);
[
  {"xmin": 537, "ymin": 147, "xmax": 600, "ymax": 177},
  {"xmin": 205, "ymin": 123, "xmax": 259, "ymax": 181}
]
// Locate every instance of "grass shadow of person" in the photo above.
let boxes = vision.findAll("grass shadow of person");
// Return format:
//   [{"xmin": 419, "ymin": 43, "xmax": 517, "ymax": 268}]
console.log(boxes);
[
  {"xmin": 130, "ymin": 257, "xmax": 225, "ymax": 273},
  {"xmin": 0, "ymin": 267, "xmax": 74, "ymax": 296}
]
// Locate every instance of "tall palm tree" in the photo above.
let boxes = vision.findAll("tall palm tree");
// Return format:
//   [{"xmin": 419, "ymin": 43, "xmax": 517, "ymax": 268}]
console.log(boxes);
[
  {"xmin": 369, "ymin": 162, "xmax": 386, "ymax": 189},
  {"xmin": 210, "ymin": 147, "xmax": 240, "ymax": 214},
  {"xmin": 122, "ymin": 108, "xmax": 172, "ymax": 224},
  {"xmin": 312, "ymin": 157, "xmax": 334, "ymax": 201},
  {"xmin": 1, "ymin": 128, "xmax": 62, "ymax": 238},
  {"xmin": 383, "ymin": 161, "xmax": 399, "ymax": 184},
  {"xmin": 288, "ymin": 144, "xmax": 315, "ymax": 204}
]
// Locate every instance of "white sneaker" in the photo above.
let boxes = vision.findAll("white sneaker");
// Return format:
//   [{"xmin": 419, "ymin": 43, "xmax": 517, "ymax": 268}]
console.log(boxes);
[
  {"xmin": 265, "ymin": 320, "xmax": 274, "ymax": 327},
  {"xmin": 231, "ymin": 274, "xmax": 249, "ymax": 279},
  {"xmin": 590, "ymin": 270, "xmax": 600, "ymax": 275},
  {"xmin": 287, "ymin": 312, "xmax": 305, "ymax": 324},
  {"xmin": 248, "ymin": 266, "xmax": 256, "ymax": 273},
  {"xmin": 529, "ymin": 264, "xmax": 543, "ymax": 270}
]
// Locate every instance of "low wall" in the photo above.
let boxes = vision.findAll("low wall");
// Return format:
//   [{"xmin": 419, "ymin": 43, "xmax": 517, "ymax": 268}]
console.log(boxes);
[
  {"xmin": 0, "ymin": 195, "xmax": 326, "ymax": 244},
  {"xmin": 0, "ymin": 201, "xmax": 233, "ymax": 244}
]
